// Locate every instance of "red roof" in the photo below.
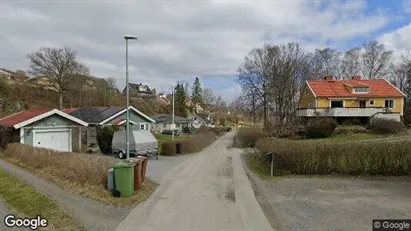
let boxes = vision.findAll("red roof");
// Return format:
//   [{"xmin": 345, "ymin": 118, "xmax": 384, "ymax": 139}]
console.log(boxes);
[
  {"xmin": 307, "ymin": 79, "xmax": 404, "ymax": 98},
  {"xmin": 62, "ymin": 108, "xmax": 78, "ymax": 114},
  {"xmin": 0, "ymin": 109, "xmax": 51, "ymax": 128},
  {"xmin": 113, "ymin": 119, "xmax": 126, "ymax": 125}
]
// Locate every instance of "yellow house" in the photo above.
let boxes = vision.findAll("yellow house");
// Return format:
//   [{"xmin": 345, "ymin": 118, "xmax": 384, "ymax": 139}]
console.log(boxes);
[{"xmin": 297, "ymin": 76, "xmax": 405, "ymax": 122}]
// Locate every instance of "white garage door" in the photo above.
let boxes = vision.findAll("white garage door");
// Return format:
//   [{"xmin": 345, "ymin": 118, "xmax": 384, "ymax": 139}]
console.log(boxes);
[{"xmin": 33, "ymin": 130, "xmax": 71, "ymax": 152}]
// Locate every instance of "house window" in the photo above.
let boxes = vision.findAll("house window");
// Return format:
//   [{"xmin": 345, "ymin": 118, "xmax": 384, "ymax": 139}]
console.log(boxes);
[
  {"xmin": 330, "ymin": 100, "xmax": 343, "ymax": 108},
  {"xmin": 385, "ymin": 100, "xmax": 394, "ymax": 109},
  {"xmin": 305, "ymin": 88, "xmax": 308, "ymax": 95},
  {"xmin": 140, "ymin": 123, "xmax": 146, "ymax": 130},
  {"xmin": 353, "ymin": 87, "xmax": 369, "ymax": 93},
  {"xmin": 369, "ymin": 100, "xmax": 374, "ymax": 106}
]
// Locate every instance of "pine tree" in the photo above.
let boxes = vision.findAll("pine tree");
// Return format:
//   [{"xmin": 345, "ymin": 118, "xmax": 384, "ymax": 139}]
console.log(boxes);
[
  {"xmin": 174, "ymin": 83, "xmax": 188, "ymax": 117},
  {"xmin": 191, "ymin": 77, "xmax": 203, "ymax": 106}
]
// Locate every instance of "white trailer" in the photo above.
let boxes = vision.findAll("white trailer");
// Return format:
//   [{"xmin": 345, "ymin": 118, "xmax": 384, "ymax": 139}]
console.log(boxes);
[{"xmin": 112, "ymin": 130, "xmax": 159, "ymax": 159}]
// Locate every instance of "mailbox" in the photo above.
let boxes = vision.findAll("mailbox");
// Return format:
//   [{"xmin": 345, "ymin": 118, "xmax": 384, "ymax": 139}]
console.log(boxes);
[{"xmin": 266, "ymin": 152, "xmax": 274, "ymax": 162}]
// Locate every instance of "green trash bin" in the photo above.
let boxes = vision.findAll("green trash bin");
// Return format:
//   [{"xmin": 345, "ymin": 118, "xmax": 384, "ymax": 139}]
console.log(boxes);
[{"xmin": 113, "ymin": 162, "xmax": 135, "ymax": 197}]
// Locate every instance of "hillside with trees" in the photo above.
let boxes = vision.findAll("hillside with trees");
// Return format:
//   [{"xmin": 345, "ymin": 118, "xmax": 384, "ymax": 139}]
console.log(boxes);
[{"xmin": 0, "ymin": 46, "xmax": 171, "ymax": 117}]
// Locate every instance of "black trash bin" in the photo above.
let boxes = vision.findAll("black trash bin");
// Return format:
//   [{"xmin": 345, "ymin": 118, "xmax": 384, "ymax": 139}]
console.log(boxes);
[{"xmin": 176, "ymin": 142, "xmax": 182, "ymax": 154}]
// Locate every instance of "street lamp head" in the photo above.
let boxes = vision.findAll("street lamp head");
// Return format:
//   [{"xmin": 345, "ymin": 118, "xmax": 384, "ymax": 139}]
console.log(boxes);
[{"xmin": 124, "ymin": 35, "xmax": 137, "ymax": 40}]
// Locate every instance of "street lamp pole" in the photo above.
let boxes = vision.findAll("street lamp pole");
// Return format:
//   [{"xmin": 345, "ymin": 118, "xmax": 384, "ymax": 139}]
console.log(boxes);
[
  {"xmin": 172, "ymin": 83, "xmax": 175, "ymax": 141},
  {"xmin": 124, "ymin": 35, "xmax": 137, "ymax": 159}
]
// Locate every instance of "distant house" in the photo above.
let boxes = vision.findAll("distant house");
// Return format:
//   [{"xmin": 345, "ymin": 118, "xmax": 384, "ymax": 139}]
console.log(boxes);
[
  {"xmin": 157, "ymin": 93, "xmax": 170, "ymax": 105},
  {"xmin": 63, "ymin": 106, "xmax": 155, "ymax": 149},
  {"xmin": 188, "ymin": 113, "xmax": 214, "ymax": 128},
  {"xmin": 25, "ymin": 75, "xmax": 109, "ymax": 92},
  {"xmin": 186, "ymin": 100, "xmax": 204, "ymax": 113},
  {"xmin": 297, "ymin": 75, "xmax": 405, "ymax": 122},
  {"xmin": 123, "ymin": 83, "xmax": 153, "ymax": 98},
  {"xmin": 25, "ymin": 76, "xmax": 58, "ymax": 91},
  {"xmin": 0, "ymin": 69, "xmax": 28, "ymax": 85},
  {"xmin": 0, "ymin": 109, "xmax": 88, "ymax": 152},
  {"xmin": 151, "ymin": 114, "xmax": 191, "ymax": 132}
]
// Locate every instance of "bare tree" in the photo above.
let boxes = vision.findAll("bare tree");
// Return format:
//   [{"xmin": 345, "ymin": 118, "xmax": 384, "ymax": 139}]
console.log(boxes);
[
  {"xmin": 341, "ymin": 47, "xmax": 362, "ymax": 79},
  {"xmin": 237, "ymin": 44, "xmax": 273, "ymax": 128},
  {"xmin": 308, "ymin": 47, "xmax": 342, "ymax": 80},
  {"xmin": 388, "ymin": 63, "xmax": 408, "ymax": 92},
  {"xmin": 361, "ymin": 40, "xmax": 393, "ymax": 79},
  {"xmin": 202, "ymin": 88, "xmax": 217, "ymax": 107},
  {"xmin": 269, "ymin": 42, "xmax": 307, "ymax": 124},
  {"xmin": 106, "ymin": 77, "xmax": 118, "ymax": 94},
  {"xmin": 27, "ymin": 47, "xmax": 89, "ymax": 109}
]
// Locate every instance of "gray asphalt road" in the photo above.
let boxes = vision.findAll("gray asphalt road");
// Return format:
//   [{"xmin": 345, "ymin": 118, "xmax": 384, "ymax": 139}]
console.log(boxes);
[
  {"xmin": 0, "ymin": 200, "xmax": 12, "ymax": 231},
  {"xmin": 145, "ymin": 154, "xmax": 194, "ymax": 184},
  {"xmin": 0, "ymin": 200, "xmax": 30, "ymax": 231},
  {"xmin": 117, "ymin": 132, "xmax": 272, "ymax": 231},
  {"xmin": 244, "ymin": 156, "xmax": 411, "ymax": 231}
]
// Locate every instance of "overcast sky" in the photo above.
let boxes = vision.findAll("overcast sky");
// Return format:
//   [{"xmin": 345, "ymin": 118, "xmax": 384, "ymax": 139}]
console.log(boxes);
[{"xmin": 0, "ymin": 0, "xmax": 410, "ymax": 103}]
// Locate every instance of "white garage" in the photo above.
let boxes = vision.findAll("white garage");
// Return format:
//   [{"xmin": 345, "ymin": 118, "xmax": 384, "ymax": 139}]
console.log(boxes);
[
  {"xmin": 0, "ymin": 109, "xmax": 88, "ymax": 152},
  {"xmin": 33, "ymin": 129, "xmax": 72, "ymax": 152}
]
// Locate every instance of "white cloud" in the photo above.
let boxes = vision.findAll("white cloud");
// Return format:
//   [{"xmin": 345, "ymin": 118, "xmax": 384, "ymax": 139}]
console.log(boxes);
[
  {"xmin": 378, "ymin": 23, "xmax": 411, "ymax": 60},
  {"xmin": 0, "ymin": 0, "xmax": 393, "ymax": 102}
]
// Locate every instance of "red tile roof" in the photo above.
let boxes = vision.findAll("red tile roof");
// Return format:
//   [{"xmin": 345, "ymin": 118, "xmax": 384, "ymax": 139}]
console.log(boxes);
[
  {"xmin": 307, "ymin": 79, "xmax": 405, "ymax": 98},
  {"xmin": 62, "ymin": 108, "xmax": 78, "ymax": 114},
  {"xmin": 113, "ymin": 119, "xmax": 126, "ymax": 125},
  {"xmin": 0, "ymin": 109, "xmax": 51, "ymax": 128}
]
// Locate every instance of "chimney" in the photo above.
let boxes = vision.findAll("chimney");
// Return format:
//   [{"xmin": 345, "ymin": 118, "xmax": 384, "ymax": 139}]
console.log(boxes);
[
  {"xmin": 352, "ymin": 76, "xmax": 361, "ymax": 80},
  {"xmin": 323, "ymin": 75, "xmax": 333, "ymax": 81}
]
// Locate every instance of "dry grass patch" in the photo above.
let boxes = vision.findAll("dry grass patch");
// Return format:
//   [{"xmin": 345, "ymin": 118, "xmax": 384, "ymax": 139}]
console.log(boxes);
[{"xmin": 1, "ymin": 143, "xmax": 156, "ymax": 207}]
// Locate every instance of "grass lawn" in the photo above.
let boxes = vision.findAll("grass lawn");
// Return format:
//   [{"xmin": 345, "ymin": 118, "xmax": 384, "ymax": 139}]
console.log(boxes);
[
  {"xmin": 0, "ymin": 168, "xmax": 84, "ymax": 230},
  {"xmin": 154, "ymin": 133, "xmax": 191, "ymax": 153},
  {"xmin": 247, "ymin": 154, "xmax": 290, "ymax": 179}
]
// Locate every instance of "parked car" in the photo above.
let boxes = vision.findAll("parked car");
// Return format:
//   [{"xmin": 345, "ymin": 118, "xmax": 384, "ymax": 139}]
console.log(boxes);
[
  {"xmin": 161, "ymin": 129, "xmax": 180, "ymax": 136},
  {"xmin": 112, "ymin": 130, "xmax": 159, "ymax": 159}
]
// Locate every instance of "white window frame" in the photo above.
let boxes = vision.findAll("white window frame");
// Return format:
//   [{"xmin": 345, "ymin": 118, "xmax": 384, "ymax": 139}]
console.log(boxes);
[
  {"xmin": 385, "ymin": 99, "xmax": 395, "ymax": 109},
  {"xmin": 140, "ymin": 123, "xmax": 146, "ymax": 130},
  {"xmin": 353, "ymin": 87, "xmax": 369, "ymax": 94}
]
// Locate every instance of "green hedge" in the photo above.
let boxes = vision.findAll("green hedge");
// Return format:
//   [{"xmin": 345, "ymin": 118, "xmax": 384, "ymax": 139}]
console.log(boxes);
[
  {"xmin": 161, "ymin": 141, "xmax": 177, "ymax": 156},
  {"xmin": 368, "ymin": 118, "xmax": 406, "ymax": 134},
  {"xmin": 305, "ymin": 117, "xmax": 337, "ymax": 138},
  {"xmin": 160, "ymin": 130, "xmax": 216, "ymax": 156},
  {"xmin": 96, "ymin": 126, "xmax": 118, "ymax": 154},
  {"xmin": 234, "ymin": 127, "xmax": 269, "ymax": 148},
  {"xmin": 257, "ymin": 138, "xmax": 411, "ymax": 175}
]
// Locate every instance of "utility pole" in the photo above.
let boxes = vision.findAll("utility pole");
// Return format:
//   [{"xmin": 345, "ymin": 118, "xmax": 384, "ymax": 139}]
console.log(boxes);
[
  {"xmin": 172, "ymin": 83, "xmax": 175, "ymax": 141},
  {"xmin": 124, "ymin": 35, "xmax": 137, "ymax": 159}
]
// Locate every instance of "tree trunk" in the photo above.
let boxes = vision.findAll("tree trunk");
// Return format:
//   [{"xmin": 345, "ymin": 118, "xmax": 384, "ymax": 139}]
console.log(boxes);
[{"xmin": 59, "ymin": 91, "xmax": 63, "ymax": 110}]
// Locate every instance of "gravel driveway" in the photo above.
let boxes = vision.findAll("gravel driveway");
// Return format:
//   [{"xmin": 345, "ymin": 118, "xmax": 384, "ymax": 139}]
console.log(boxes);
[
  {"xmin": 243, "ymin": 155, "xmax": 411, "ymax": 231},
  {"xmin": 117, "ymin": 132, "xmax": 272, "ymax": 231}
]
